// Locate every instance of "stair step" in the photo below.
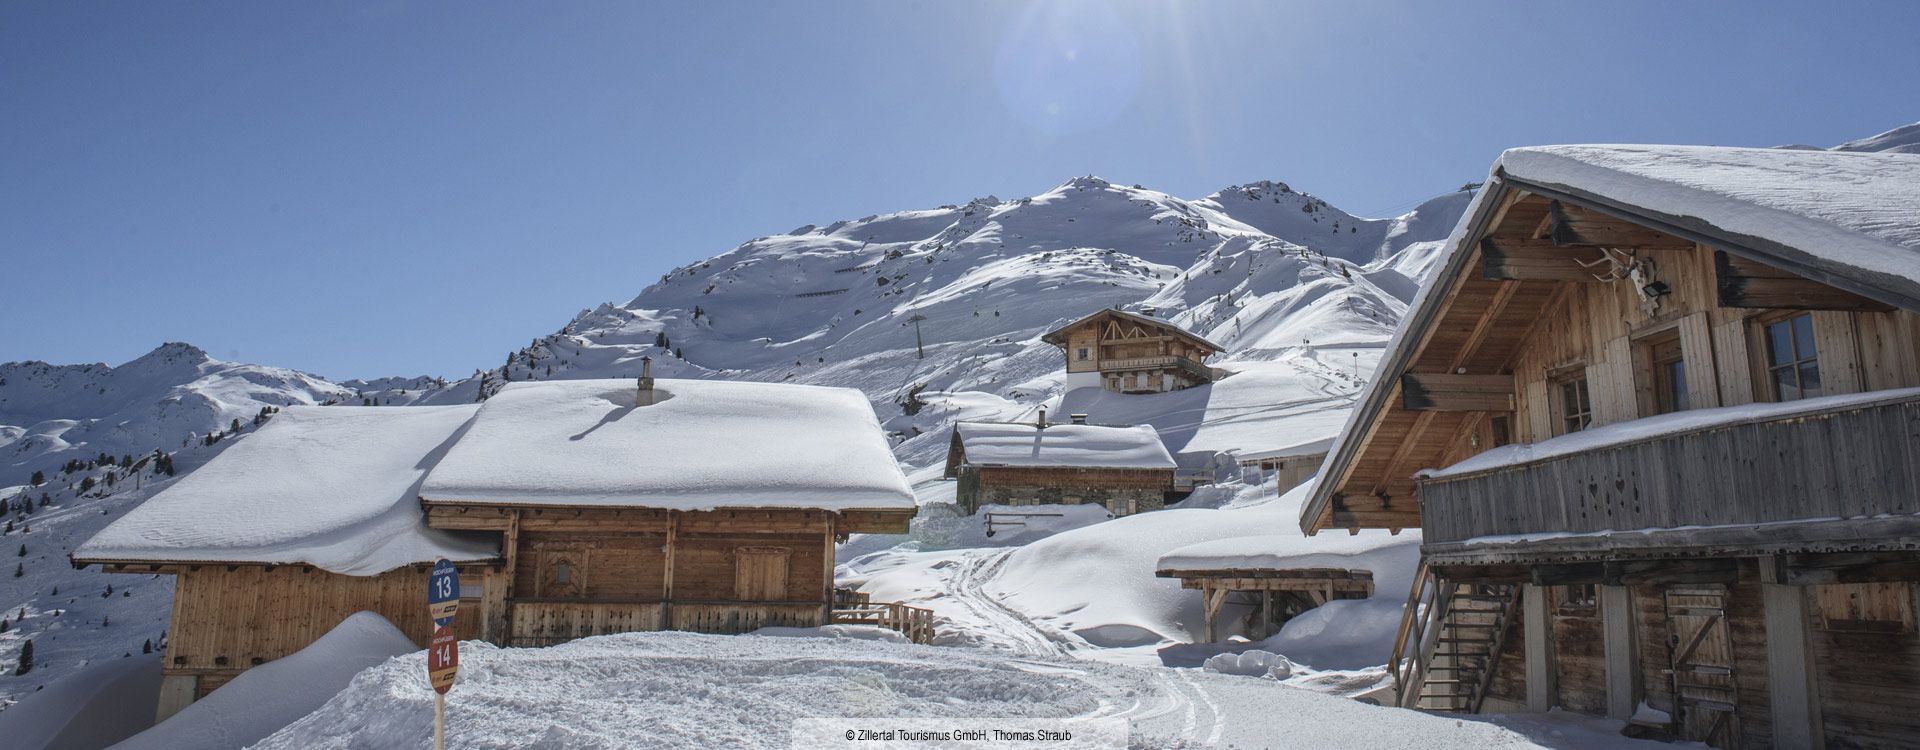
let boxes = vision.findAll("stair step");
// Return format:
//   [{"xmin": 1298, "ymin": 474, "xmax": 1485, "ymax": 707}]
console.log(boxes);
[
  {"xmin": 1451, "ymin": 593, "xmax": 1514, "ymax": 601},
  {"xmin": 1438, "ymin": 637, "xmax": 1497, "ymax": 643},
  {"xmin": 1445, "ymin": 622, "xmax": 1503, "ymax": 629},
  {"xmin": 1432, "ymin": 651, "xmax": 1491, "ymax": 658}
]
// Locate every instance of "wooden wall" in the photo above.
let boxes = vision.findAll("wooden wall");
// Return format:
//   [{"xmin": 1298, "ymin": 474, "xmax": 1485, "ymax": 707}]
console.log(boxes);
[
  {"xmin": 164, "ymin": 564, "xmax": 484, "ymax": 683},
  {"xmin": 1497, "ymin": 243, "xmax": 1920, "ymax": 447},
  {"xmin": 1550, "ymin": 594, "xmax": 1607, "ymax": 714},
  {"xmin": 1810, "ymin": 581, "xmax": 1920, "ymax": 749}
]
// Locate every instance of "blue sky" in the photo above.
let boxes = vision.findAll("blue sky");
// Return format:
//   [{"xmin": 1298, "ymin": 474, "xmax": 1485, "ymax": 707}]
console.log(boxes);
[{"xmin": 4, "ymin": 1, "xmax": 1915, "ymax": 380}]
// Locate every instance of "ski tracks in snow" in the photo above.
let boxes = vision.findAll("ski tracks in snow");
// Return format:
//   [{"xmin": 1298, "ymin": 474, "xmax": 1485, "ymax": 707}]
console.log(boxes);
[
  {"xmin": 940, "ymin": 548, "xmax": 1236, "ymax": 746},
  {"xmin": 945, "ymin": 548, "xmax": 1079, "ymax": 657}
]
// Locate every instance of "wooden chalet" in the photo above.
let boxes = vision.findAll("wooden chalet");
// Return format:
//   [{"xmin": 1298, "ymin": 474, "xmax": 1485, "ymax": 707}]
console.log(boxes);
[
  {"xmin": 1301, "ymin": 144, "xmax": 1920, "ymax": 747},
  {"xmin": 71, "ymin": 405, "xmax": 498, "ymax": 721},
  {"xmin": 75, "ymin": 376, "xmax": 919, "ymax": 721},
  {"xmin": 416, "ymin": 378, "xmax": 917, "ymax": 649},
  {"xmin": 943, "ymin": 411, "xmax": 1176, "ymax": 516},
  {"xmin": 1042, "ymin": 308, "xmax": 1223, "ymax": 394}
]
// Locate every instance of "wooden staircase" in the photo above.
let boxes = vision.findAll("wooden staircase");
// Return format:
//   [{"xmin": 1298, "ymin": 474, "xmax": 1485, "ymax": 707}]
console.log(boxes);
[{"xmin": 1391, "ymin": 563, "xmax": 1523, "ymax": 711}]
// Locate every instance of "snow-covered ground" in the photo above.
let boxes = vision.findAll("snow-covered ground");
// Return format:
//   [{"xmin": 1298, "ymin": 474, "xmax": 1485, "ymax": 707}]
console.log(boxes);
[{"xmin": 247, "ymin": 626, "xmax": 1614, "ymax": 750}]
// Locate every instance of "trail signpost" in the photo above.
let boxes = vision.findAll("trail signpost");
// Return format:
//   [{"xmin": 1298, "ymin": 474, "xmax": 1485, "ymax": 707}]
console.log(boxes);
[{"xmin": 426, "ymin": 559, "xmax": 460, "ymax": 750}]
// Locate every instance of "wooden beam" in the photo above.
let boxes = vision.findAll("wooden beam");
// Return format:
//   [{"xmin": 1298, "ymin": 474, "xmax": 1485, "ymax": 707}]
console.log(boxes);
[
  {"xmin": 1400, "ymin": 372, "xmax": 1515, "ymax": 412},
  {"xmin": 1523, "ymin": 584, "xmax": 1554, "ymax": 712},
  {"xmin": 1762, "ymin": 584, "xmax": 1823, "ymax": 747},
  {"xmin": 1481, "ymin": 238, "xmax": 1615, "ymax": 281},
  {"xmin": 1601, "ymin": 585, "xmax": 1638, "ymax": 720},
  {"xmin": 1715, "ymin": 250, "xmax": 1893, "ymax": 312},
  {"xmin": 1547, "ymin": 200, "xmax": 1694, "ymax": 250}
]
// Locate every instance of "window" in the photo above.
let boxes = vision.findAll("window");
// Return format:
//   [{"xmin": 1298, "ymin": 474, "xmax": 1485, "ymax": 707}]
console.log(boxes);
[
  {"xmin": 1560, "ymin": 584, "xmax": 1597, "ymax": 610},
  {"xmin": 1076, "ymin": 347, "xmax": 1090, "ymax": 361},
  {"xmin": 1641, "ymin": 332, "xmax": 1689, "ymax": 415},
  {"xmin": 1762, "ymin": 313, "xmax": 1821, "ymax": 401},
  {"xmin": 1552, "ymin": 374, "xmax": 1593, "ymax": 435}
]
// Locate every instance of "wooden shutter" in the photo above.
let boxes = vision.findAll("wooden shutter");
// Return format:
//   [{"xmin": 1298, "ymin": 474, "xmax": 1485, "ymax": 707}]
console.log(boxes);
[{"xmin": 735, "ymin": 546, "xmax": 790, "ymax": 601}]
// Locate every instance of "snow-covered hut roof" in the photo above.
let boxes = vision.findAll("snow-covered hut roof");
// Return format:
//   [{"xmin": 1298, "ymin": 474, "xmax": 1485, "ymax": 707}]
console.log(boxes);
[
  {"xmin": 1498, "ymin": 145, "xmax": 1920, "ymax": 309},
  {"xmin": 418, "ymin": 378, "xmax": 916, "ymax": 510},
  {"xmin": 1302, "ymin": 145, "xmax": 1920, "ymax": 534},
  {"xmin": 1039, "ymin": 308, "xmax": 1225, "ymax": 353},
  {"xmin": 947, "ymin": 421, "xmax": 1176, "ymax": 472},
  {"xmin": 74, "ymin": 405, "xmax": 495, "ymax": 575},
  {"xmin": 1231, "ymin": 436, "xmax": 1335, "ymax": 465}
]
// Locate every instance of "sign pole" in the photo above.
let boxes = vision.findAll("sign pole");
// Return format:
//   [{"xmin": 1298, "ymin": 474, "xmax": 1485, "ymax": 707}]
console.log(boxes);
[{"xmin": 426, "ymin": 558, "xmax": 460, "ymax": 750}]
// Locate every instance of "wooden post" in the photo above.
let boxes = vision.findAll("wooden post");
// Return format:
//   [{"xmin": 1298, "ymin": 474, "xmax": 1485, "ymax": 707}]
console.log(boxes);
[
  {"xmin": 822, "ymin": 514, "xmax": 837, "ymax": 624},
  {"xmin": 1601, "ymin": 585, "xmax": 1638, "ymax": 720},
  {"xmin": 662, "ymin": 511, "xmax": 677, "ymax": 629},
  {"xmin": 1762, "ymin": 582, "xmax": 1823, "ymax": 749},
  {"xmin": 1202, "ymin": 587, "xmax": 1228, "ymax": 643},
  {"xmin": 433, "ymin": 692, "xmax": 445, "ymax": 750},
  {"xmin": 1523, "ymin": 584, "xmax": 1554, "ymax": 712}
]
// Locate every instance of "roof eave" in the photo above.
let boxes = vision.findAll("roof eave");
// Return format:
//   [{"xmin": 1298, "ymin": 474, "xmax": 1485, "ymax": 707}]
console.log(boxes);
[
  {"xmin": 1298, "ymin": 176, "xmax": 1517, "ymax": 536},
  {"xmin": 1499, "ymin": 173, "xmax": 1920, "ymax": 314}
]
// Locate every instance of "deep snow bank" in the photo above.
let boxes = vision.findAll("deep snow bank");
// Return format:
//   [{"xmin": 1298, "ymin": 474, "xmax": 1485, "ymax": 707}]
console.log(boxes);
[
  {"xmin": 250, "ymin": 630, "xmax": 1561, "ymax": 750},
  {"xmin": 114, "ymin": 611, "xmax": 418, "ymax": 750},
  {"xmin": 843, "ymin": 481, "xmax": 1421, "ymax": 668}
]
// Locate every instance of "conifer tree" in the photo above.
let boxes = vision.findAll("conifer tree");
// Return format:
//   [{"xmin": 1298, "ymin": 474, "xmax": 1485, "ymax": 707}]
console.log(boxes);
[
  {"xmin": 142, "ymin": 639, "xmax": 152, "ymax": 654},
  {"xmin": 29, "ymin": 471, "xmax": 43, "ymax": 486},
  {"xmin": 14, "ymin": 639, "xmax": 30, "ymax": 675}
]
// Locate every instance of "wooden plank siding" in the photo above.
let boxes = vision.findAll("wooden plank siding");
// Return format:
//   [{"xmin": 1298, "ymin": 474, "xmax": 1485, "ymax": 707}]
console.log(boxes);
[
  {"xmin": 164, "ymin": 564, "xmax": 488, "ymax": 684},
  {"xmin": 1418, "ymin": 393, "xmax": 1920, "ymax": 547}
]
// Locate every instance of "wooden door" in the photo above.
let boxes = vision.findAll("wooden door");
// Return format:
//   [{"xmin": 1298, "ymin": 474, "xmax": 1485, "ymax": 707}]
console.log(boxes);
[
  {"xmin": 539, "ymin": 544, "xmax": 586, "ymax": 598},
  {"xmin": 735, "ymin": 546, "xmax": 790, "ymax": 601},
  {"xmin": 1665, "ymin": 586, "xmax": 1739, "ymax": 747}
]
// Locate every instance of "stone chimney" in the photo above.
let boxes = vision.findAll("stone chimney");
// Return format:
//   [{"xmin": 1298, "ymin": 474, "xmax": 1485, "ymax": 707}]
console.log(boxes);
[
  {"xmin": 637, "ymin": 356, "xmax": 657, "ymax": 406},
  {"xmin": 1069, "ymin": 413, "xmax": 1088, "ymax": 425},
  {"xmin": 1036, "ymin": 407, "xmax": 1048, "ymax": 429}
]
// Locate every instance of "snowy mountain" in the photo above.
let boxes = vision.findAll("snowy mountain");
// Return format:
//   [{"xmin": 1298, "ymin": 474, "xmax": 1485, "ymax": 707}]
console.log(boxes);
[
  {"xmin": 427, "ymin": 176, "xmax": 1475, "ymax": 476},
  {"xmin": 0, "ymin": 343, "xmax": 363, "ymax": 487}
]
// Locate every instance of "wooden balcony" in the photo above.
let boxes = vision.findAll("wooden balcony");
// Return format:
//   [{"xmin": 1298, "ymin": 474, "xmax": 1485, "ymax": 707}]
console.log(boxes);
[
  {"xmin": 1099, "ymin": 355, "xmax": 1211, "ymax": 380},
  {"xmin": 1417, "ymin": 390, "xmax": 1920, "ymax": 560}
]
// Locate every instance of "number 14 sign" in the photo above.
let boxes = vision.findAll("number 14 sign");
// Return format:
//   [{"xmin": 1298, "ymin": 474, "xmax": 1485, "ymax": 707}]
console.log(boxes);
[{"xmin": 427, "ymin": 558, "xmax": 460, "ymax": 750}]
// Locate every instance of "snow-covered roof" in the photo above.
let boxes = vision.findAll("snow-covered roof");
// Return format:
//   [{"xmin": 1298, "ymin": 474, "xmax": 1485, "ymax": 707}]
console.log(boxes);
[
  {"xmin": 1156, "ymin": 531, "xmax": 1410, "ymax": 573},
  {"xmin": 1039, "ymin": 308, "xmax": 1225, "ymax": 352},
  {"xmin": 419, "ymin": 378, "xmax": 916, "ymax": 511},
  {"xmin": 1303, "ymin": 144, "xmax": 1920, "ymax": 533},
  {"xmin": 950, "ymin": 421, "xmax": 1176, "ymax": 470},
  {"xmin": 1231, "ymin": 437, "xmax": 1335, "ymax": 464},
  {"xmin": 74, "ymin": 405, "xmax": 496, "ymax": 575},
  {"xmin": 1499, "ymin": 145, "xmax": 1920, "ymax": 310},
  {"xmin": 1421, "ymin": 386, "xmax": 1920, "ymax": 480}
]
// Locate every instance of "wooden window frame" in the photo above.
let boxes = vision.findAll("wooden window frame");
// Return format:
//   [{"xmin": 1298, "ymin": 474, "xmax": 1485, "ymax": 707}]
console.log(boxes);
[
  {"xmin": 1749, "ymin": 311, "xmax": 1822, "ymax": 402},
  {"xmin": 1548, "ymin": 368, "xmax": 1593, "ymax": 436}
]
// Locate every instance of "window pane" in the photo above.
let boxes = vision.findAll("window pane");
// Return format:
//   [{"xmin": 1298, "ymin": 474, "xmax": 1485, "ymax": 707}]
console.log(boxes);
[
  {"xmin": 1799, "ymin": 362, "xmax": 1822, "ymax": 398},
  {"xmin": 1791, "ymin": 314, "xmax": 1817, "ymax": 360},
  {"xmin": 1766, "ymin": 321, "xmax": 1794, "ymax": 366},
  {"xmin": 1774, "ymin": 366, "xmax": 1800, "ymax": 401}
]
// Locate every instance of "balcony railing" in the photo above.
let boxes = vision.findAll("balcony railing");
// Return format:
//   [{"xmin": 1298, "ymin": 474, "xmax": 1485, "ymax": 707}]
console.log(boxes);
[
  {"xmin": 1417, "ymin": 390, "xmax": 1920, "ymax": 549},
  {"xmin": 1101, "ymin": 355, "xmax": 1211, "ymax": 379}
]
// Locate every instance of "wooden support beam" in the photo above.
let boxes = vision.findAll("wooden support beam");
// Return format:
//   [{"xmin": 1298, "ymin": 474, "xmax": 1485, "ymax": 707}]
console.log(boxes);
[
  {"xmin": 1481, "ymin": 238, "xmax": 1616, "ymax": 281},
  {"xmin": 1400, "ymin": 373, "xmax": 1516, "ymax": 412},
  {"xmin": 1202, "ymin": 586, "xmax": 1229, "ymax": 643},
  {"xmin": 1523, "ymin": 584, "xmax": 1554, "ymax": 712},
  {"xmin": 1547, "ymin": 200, "xmax": 1694, "ymax": 250},
  {"xmin": 1762, "ymin": 583, "xmax": 1824, "ymax": 748},
  {"xmin": 1715, "ymin": 250, "xmax": 1893, "ymax": 312},
  {"xmin": 1601, "ymin": 585, "xmax": 1638, "ymax": 720}
]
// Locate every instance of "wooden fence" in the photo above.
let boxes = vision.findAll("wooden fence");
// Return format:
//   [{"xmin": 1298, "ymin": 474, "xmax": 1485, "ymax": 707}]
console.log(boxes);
[{"xmin": 830, "ymin": 598, "xmax": 936, "ymax": 644}]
